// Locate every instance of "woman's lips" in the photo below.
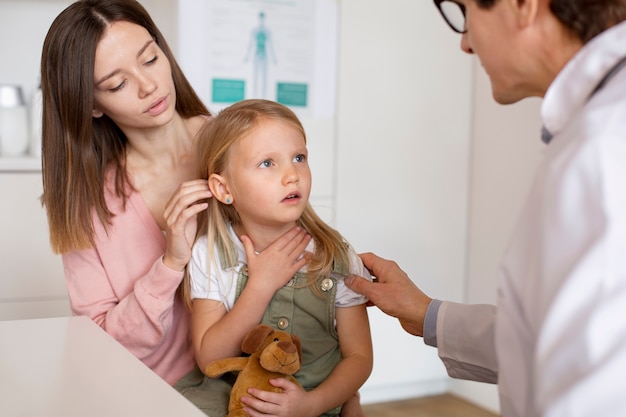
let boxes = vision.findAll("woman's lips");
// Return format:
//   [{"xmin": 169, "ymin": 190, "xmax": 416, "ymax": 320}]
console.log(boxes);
[{"xmin": 145, "ymin": 96, "xmax": 168, "ymax": 116}]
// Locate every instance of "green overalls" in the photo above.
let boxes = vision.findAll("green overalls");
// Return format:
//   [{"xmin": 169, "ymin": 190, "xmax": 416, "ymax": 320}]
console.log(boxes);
[
  {"xmin": 233, "ymin": 255, "xmax": 348, "ymax": 417},
  {"xmin": 177, "ymin": 245, "xmax": 349, "ymax": 417}
]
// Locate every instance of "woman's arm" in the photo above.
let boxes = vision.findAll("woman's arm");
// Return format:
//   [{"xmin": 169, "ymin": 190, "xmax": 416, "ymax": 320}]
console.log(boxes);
[
  {"xmin": 64, "ymin": 179, "xmax": 210, "ymax": 358},
  {"xmin": 63, "ymin": 244, "xmax": 185, "ymax": 357}
]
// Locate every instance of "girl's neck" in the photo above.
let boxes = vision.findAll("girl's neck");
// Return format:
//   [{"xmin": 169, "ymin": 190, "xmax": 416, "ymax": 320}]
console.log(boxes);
[{"xmin": 233, "ymin": 221, "xmax": 299, "ymax": 253}]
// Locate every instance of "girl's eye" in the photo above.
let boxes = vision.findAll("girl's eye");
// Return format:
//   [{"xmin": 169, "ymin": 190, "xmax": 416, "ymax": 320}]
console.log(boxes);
[
  {"xmin": 294, "ymin": 154, "xmax": 306, "ymax": 163},
  {"xmin": 260, "ymin": 160, "xmax": 272, "ymax": 168}
]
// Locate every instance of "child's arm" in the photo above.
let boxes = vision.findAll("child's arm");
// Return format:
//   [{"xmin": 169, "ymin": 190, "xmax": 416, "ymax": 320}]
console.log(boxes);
[
  {"xmin": 242, "ymin": 304, "xmax": 373, "ymax": 417},
  {"xmin": 191, "ymin": 228, "xmax": 312, "ymax": 371},
  {"xmin": 307, "ymin": 304, "xmax": 373, "ymax": 413}
]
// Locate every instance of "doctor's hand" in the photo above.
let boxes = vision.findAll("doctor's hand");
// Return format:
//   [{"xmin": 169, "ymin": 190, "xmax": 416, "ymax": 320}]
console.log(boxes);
[{"xmin": 345, "ymin": 252, "xmax": 432, "ymax": 337}]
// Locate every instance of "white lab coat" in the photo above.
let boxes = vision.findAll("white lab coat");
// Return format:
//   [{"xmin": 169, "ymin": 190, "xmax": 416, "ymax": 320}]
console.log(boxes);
[{"xmin": 436, "ymin": 20, "xmax": 626, "ymax": 417}]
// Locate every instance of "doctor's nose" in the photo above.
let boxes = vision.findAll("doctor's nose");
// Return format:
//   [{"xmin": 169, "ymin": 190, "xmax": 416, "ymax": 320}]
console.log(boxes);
[{"xmin": 460, "ymin": 33, "xmax": 474, "ymax": 55}]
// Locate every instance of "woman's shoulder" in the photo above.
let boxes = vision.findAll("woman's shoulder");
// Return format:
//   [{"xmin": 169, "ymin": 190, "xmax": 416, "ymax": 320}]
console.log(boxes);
[
  {"xmin": 186, "ymin": 113, "xmax": 213, "ymax": 134},
  {"xmin": 101, "ymin": 165, "xmax": 133, "ymax": 203}
]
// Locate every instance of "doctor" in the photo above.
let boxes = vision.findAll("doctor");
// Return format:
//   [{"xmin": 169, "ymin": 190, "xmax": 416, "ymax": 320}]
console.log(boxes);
[{"xmin": 346, "ymin": 0, "xmax": 626, "ymax": 416}]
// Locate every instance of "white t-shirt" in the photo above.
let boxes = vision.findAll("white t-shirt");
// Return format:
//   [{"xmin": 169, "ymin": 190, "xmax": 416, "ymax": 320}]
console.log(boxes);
[{"xmin": 189, "ymin": 224, "xmax": 372, "ymax": 311}]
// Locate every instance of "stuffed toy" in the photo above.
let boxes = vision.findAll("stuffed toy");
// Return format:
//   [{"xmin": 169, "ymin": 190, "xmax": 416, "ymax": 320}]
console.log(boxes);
[{"xmin": 205, "ymin": 324, "xmax": 303, "ymax": 417}]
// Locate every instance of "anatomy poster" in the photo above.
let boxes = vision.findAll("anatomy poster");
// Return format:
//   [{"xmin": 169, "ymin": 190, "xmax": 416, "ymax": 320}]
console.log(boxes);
[{"xmin": 178, "ymin": 0, "xmax": 338, "ymax": 118}]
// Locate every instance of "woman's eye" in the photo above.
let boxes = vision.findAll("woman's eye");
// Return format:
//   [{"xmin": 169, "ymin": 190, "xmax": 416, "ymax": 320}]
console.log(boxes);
[
  {"xmin": 109, "ymin": 81, "xmax": 126, "ymax": 92},
  {"xmin": 146, "ymin": 55, "xmax": 158, "ymax": 65}
]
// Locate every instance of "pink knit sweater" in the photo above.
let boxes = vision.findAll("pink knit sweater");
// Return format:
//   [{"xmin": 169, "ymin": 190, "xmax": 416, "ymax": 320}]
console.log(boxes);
[{"xmin": 62, "ymin": 172, "xmax": 195, "ymax": 385}]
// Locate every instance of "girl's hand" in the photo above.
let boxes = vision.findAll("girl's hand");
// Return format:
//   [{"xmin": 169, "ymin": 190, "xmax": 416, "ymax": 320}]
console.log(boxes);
[
  {"xmin": 341, "ymin": 392, "xmax": 364, "ymax": 417},
  {"xmin": 162, "ymin": 179, "xmax": 212, "ymax": 271},
  {"xmin": 241, "ymin": 378, "xmax": 316, "ymax": 417},
  {"xmin": 241, "ymin": 227, "xmax": 311, "ymax": 296}
]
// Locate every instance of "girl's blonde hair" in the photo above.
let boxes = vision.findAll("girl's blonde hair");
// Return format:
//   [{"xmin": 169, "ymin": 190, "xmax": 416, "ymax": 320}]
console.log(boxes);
[{"xmin": 181, "ymin": 99, "xmax": 349, "ymax": 308}]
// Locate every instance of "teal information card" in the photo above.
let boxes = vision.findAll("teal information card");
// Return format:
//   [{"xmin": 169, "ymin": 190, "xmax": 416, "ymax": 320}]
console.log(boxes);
[
  {"xmin": 276, "ymin": 83, "xmax": 308, "ymax": 107},
  {"xmin": 212, "ymin": 79, "xmax": 245, "ymax": 103}
]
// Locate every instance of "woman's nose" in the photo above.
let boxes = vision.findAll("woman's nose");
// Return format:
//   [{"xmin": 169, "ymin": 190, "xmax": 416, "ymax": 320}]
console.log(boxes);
[{"xmin": 138, "ymin": 73, "xmax": 157, "ymax": 97}]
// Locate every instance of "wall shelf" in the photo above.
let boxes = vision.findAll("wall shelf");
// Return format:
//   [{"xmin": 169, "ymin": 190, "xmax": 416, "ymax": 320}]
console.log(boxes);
[{"xmin": 0, "ymin": 157, "xmax": 41, "ymax": 172}]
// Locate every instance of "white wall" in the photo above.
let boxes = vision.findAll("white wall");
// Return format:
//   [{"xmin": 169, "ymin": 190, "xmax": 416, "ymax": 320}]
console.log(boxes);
[
  {"xmin": 334, "ymin": 1, "xmax": 545, "ymax": 411},
  {"xmin": 335, "ymin": 0, "xmax": 473, "ymax": 405}
]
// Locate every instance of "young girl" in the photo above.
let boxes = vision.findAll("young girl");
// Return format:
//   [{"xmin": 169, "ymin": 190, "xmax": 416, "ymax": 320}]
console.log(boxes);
[{"xmin": 186, "ymin": 99, "xmax": 373, "ymax": 417}]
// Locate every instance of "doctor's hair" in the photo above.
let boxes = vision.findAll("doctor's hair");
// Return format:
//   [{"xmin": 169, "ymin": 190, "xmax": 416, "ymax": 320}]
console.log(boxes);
[
  {"xmin": 474, "ymin": 0, "xmax": 626, "ymax": 43},
  {"xmin": 182, "ymin": 99, "xmax": 350, "ymax": 308},
  {"xmin": 40, "ymin": 0, "xmax": 209, "ymax": 254}
]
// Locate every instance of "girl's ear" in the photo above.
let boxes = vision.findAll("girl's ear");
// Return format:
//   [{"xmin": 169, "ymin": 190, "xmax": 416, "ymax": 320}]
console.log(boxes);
[{"xmin": 208, "ymin": 173, "xmax": 233, "ymax": 204}]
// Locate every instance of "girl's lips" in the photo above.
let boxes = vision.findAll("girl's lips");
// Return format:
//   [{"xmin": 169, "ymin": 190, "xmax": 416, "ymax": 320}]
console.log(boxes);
[
  {"xmin": 145, "ymin": 96, "xmax": 168, "ymax": 116},
  {"xmin": 282, "ymin": 192, "xmax": 301, "ymax": 203}
]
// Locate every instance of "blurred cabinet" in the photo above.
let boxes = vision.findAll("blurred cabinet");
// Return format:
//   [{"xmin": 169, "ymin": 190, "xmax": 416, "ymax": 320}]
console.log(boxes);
[
  {"xmin": 0, "ymin": 173, "xmax": 68, "ymax": 320},
  {"xmin": 0, "ymin": 0, "xmax": 177, "ymax": 319},
  {"xmin": 0, "ymin": 1, "xmax": 71, "ymax": 319}
]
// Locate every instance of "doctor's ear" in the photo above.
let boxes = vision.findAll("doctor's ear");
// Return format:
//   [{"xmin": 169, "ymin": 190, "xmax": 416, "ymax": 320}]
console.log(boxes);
[{"xmin": 208, "ymin": 174, "xmax": 234, "ymax": 204}]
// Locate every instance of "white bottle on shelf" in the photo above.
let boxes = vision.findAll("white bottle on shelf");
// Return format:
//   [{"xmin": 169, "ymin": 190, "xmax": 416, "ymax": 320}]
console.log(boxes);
[{"xmin": 0, "ymin": 84, "xmax": 29, "ymax": 157}]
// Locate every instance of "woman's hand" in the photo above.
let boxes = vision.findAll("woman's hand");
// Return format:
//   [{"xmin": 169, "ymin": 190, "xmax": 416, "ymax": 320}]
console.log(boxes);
[
  {"xmin": 162, "ymin": 179, "xmax": 212, "ymax": 271},
  {"xmin": 240, "ymin": 227, "xmax": 311, "ymax": 297}
]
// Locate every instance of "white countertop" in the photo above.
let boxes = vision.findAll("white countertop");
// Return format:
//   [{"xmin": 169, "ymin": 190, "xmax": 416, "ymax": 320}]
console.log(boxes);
[{"xmin": 0, "ymin": 316, "xmax": 206, "ymax": 417}]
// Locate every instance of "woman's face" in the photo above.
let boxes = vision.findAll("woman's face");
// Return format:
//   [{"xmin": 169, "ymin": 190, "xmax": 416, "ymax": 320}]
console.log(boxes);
[{"xmin": 92, "ymin": 21, "xmax": 176, "ymax": 132}]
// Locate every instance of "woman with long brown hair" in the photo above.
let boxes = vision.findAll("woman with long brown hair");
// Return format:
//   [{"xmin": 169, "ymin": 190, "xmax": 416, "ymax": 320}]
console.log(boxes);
[{"xmin": 40, "ymin": 0, "xmax": 214, "ymax": 408}]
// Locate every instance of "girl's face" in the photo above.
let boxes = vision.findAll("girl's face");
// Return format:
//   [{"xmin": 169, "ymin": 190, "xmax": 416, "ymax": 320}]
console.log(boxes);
[
  {"xmin": 92, "ymin": 21, "xmax": 176, "ymax": 131},
  {"xmin": 227, "ymin": 118, "xmax": 312, "ymax": 229}
]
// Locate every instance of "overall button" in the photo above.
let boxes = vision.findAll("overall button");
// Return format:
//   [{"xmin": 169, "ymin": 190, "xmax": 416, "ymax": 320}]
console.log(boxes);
[
  {"xmin": 321, "ymin": 278, "xmax": 334, "ymax": 292},
  {"xmin": 285, "ymin": 278, "xmax": 295, "ymax": 287},
  {"xmin": 277, "ymin": 318, "xmax": 289, "ymax": 330}
]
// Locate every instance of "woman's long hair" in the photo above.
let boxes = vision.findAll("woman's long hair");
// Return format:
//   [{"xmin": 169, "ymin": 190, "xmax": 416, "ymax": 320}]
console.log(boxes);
[
  {"xmin": 181, "ymin": 99, "xmax": 349, "ymax": 309},
  {"xmin": 40, "ymin": 0, "xmax": 209, "ymax": 253}
]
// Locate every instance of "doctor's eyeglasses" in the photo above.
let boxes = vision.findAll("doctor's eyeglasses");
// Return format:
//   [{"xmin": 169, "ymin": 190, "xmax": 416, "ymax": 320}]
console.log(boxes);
[{"xmin": 434, "ymin": 0, "xmax": 467, "ymax": 34}]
